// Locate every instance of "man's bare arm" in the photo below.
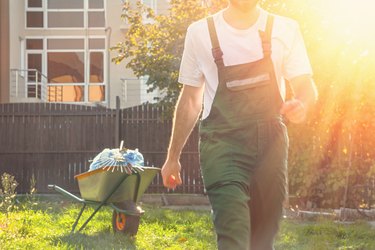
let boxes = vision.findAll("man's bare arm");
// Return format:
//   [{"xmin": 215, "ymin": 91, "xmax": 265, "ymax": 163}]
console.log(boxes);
[
  {"xmin": 161, "ymin": 84, "xmax": 204, "ymax": 188},
  {"xmin": 280, "ymin": 75, "xmax": 318, "ymax": 123}
]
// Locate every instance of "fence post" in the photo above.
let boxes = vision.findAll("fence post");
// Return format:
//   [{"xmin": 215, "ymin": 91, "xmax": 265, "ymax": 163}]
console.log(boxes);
[{"xmin": 115, "ymin": 96, "xmax": 121, "ymax": 147}]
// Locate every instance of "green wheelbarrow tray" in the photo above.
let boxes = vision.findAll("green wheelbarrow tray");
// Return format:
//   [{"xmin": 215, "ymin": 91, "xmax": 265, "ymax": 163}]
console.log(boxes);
[
  {"xmin": 48, "ymin": 166, "xmax": 160, "ymax": 235},
  {"xmin": 76, "ymin": 166, "xmax": 159, "ymax": 203}
]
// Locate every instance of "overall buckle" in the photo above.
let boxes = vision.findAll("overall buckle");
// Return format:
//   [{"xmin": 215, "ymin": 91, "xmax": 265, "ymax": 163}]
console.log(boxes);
[{"xmin": 211, "ymin": 47, "xmax": 223, "ymax": 62}]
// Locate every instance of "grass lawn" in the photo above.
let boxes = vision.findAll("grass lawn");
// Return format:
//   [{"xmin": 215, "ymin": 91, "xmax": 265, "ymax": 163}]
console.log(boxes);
[{"xmin": 1, "ymin": 200, "xmax": 375, "ymax": 250}]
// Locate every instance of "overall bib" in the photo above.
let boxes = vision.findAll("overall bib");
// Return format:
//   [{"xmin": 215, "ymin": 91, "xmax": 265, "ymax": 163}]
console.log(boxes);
[{"xmin": 200, "ymin": 15, "xmax": 288, "ymax": 250}]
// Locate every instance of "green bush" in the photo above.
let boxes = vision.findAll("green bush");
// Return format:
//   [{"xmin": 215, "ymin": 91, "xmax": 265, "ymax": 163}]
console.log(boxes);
[{"xmin": 0, "ymin": 172, "xmax": 19, "ymax": 215}]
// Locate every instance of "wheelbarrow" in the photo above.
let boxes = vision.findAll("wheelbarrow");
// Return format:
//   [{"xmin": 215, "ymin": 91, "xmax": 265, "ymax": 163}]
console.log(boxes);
[{"xmin": 48, "ymin": 166, "xmax": 160, "ymax": 235}]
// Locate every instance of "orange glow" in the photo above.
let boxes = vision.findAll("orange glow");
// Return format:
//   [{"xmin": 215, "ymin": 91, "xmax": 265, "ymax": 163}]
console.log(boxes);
[{"xmin": 313, "ymin": 0, "xmax": 375, "ymax": 55}]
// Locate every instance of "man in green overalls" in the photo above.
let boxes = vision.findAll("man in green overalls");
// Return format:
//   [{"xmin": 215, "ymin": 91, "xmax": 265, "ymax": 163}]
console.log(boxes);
[{"xmin": 161, "ymin": 0, "xmax": 318, "ymax": 249}]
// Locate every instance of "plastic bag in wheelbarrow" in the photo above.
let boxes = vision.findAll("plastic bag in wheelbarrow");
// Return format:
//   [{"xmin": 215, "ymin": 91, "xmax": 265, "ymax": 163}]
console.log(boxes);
[{"xmin": 89, "ymin": 148, "xmax": 144, "ymax": 173}]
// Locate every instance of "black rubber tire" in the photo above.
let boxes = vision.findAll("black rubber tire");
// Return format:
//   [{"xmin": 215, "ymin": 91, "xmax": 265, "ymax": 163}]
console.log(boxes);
[
  {"xmin": 112, "ymin": 211, "xmax": 140, "ymax": 235},
  {"xmin": 112, "ymin": 201, "xmax": 141, "ymax": 236}
]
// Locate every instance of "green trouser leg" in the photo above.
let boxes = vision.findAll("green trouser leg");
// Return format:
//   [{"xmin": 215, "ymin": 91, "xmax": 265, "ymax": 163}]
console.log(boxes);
[
  {"xmin": 201, "ymin": 120, "xmax": 288, "ymax": 250},
  {"xmin": 249, "ymin": 143, "xmax": 287, "ymax": 250},
  {"xmin": 207, "ymin": 182, "xmax": 251, "ymax": 250}
]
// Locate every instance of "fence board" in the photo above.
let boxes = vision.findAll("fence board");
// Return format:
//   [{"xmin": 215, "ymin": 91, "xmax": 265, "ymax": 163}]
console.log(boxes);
[{"xmin": 0, "ymin": 103, "xmax": 203, "ymax": 194}]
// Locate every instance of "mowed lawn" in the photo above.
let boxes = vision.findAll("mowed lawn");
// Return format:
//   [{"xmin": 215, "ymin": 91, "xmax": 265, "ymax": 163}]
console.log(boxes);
[{"xmin": 1, "ymin": 201, "xmax": 375, "ymax": 250}]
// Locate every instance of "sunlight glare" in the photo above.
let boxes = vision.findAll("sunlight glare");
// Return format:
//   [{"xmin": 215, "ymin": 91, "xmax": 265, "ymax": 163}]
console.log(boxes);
[{"xmin": 321, "ymin": 0, "xmax": 375, "ymax": 44}]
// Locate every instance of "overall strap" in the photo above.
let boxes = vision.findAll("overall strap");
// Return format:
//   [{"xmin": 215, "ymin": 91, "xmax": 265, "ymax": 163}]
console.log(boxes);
[
  {"xmin": 259, "ymin": 14, "xmax": 274, "ymax": 58},
  {"xmin": 207, "ymin": 16, "xmax": 224, "ymax": 68}
]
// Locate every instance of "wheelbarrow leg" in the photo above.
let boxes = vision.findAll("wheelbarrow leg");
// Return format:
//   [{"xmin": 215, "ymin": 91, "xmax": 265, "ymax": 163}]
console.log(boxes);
[
  {"xmin": 133, "ymin": 173, "xmax": 141, "ymax": 202},
  {"xmin": 76, "ymin": 174, "xmax": 130, "ymax": 232},
  {"xmin": 77, "ymin": 202, "xmax": 107, "ymax": 232},
  {"xmin": 72, "ymin": 203, "xmax": 87, "ymax": 233}
]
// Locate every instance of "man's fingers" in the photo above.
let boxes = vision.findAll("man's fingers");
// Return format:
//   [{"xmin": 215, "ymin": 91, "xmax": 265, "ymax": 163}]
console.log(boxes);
[
  {"xmin": 280, "ymin": 102, "xmax": 293, "ymax": 114},
  {"xmin": 280, "ymin": 100, "xmax": 300, "ymax": 114},
  {"xmin": 161, "ymin": 160, "xmax": 182, "ymax": 189},
  {"xmin": 176, "ymin": 174, "xmax": 182, "ymax": 185},
  {"xmin": 281, "ymin": 100, "xmax": 306, "ymax": 123},
  {"xmin": 163, "ymin": 176, "xmax": 175, "ymax": 189},
  {"xmin": 161, "ymin": 172, "xmax": 182, "ymax": 189}
]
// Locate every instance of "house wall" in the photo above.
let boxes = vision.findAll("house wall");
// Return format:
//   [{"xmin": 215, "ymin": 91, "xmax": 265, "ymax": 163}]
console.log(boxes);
[
  {"xmin": 0, "ymin": 0, "xmax": 10, "ymax": 103},
  {"xmin": 107, "ymin": 0, "xmax": 139, "ymax": 108},
  {"xmin": 6, "ymin": 0, "xmax": 170, "ymax": 108},
  {"xmin": 9, "ymin": 0, "xmax": 23, "ymax": 72}
]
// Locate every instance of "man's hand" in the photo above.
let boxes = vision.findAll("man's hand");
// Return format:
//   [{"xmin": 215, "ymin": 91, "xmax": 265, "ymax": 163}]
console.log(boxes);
[
  {"xmin": 282, "ymin": 75, "xmax": 318, "ymax": 123},
  {"xmin": 161, "ymin": 159, "xmax": 182, "ymax": 189},
  {"xmin": 280, "ymin": 99, "xmax": 306, "ymax": 124}
]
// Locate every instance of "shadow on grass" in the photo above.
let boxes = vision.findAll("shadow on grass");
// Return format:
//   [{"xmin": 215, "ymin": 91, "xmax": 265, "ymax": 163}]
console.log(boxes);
[{"xmin": 54, "ymin": 229, "xmax": 137, "ymax": 249}]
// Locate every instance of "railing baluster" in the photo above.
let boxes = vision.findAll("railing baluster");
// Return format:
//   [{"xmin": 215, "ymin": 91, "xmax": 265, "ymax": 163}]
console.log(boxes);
[
  {"xmin": 15, "ymin": 70, "xmax": 19, "ymax": 98},
  {"xmin": 35, "ymin": 70, "xmax": 39, "ymax": 99}
]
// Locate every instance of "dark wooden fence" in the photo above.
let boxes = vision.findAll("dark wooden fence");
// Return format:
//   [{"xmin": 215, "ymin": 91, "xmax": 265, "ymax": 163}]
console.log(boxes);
[{"xmin": 0, "ymin": 101, "xmax": 203, "ymax": 194}]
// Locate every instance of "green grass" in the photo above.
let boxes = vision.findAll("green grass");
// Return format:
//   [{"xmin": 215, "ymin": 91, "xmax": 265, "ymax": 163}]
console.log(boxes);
[
  {"xmin": 276, "ymin": 219, "xmax": 375, "ymax": 250},
  {"xmin": 1, "ymin": 201, "xmax": 375, "ymax": 249},
  {"xmin": 0, "ymin": 201, "xmax": 216, "ymax": 250}
]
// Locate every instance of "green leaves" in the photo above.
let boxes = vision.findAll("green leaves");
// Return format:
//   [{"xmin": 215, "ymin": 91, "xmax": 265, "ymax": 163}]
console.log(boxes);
[
  {"xmin": 0, "ymin": 173, "xmax": 19, "ymax": 215},
  {"xmin": 111, "ymin": 0, "xmax": 227, "ymax": 116}
]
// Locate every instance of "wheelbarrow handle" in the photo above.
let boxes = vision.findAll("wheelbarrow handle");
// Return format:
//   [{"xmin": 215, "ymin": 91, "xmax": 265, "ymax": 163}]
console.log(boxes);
[{"xmin": 48, "ymin": 184, "xmax": 84, "ymax": 203}]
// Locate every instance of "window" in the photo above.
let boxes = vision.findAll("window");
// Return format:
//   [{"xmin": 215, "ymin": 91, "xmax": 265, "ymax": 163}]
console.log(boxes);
[
  {"xmin": 25, "ymin": 37, "xmax": 106, "ymax": 103},
  {"xmin": 48, "ymin": 12, "xmax": 84, "ymax": 28},
  {"xmin": 48, "ymin": 52, "xmax": 85, "ymax": 83},
  {"xmin": 142, "ymin": 0, "xmax": 157, "ymax": 11},
  {"xmin": 47, "ymin": 39, "xmax": 84, "ymax": 50},
  {"xmin": 26, "ymin": 39, "xmax": 43, "ymax": 50},
  {"xmin": 26, "ymin": 0, "xmax": 105, "ymax": 29},
  {"xmin": 27, "ymin": 12, "xmax": 43, "ymax": 28},
  {"xmin": 89, "ymin": 0, "xmax": 104, "ymax": 9},
  {"xmin": 88, "ymin": 11, "xmax": 105, "ymax": 28},
  {"xmin": 47, "ymin": 0, "xmax": 84, "ymax": 9},
  {"xmin": 28, "ymin": 0, "xmax": 42, "ymax": 8}
]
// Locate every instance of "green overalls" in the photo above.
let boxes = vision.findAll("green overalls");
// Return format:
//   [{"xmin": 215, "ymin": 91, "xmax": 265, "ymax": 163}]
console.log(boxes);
[{"xmin": 199, "ymin": 15, "xmax": 288, "ymax": 250}]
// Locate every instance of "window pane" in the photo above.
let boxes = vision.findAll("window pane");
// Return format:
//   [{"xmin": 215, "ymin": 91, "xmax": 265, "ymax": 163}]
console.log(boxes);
[
  {"xmin": 89, "ymin": 0, "xmax": 104, "ymax": 9},
  {"xmin": 48, "ymin": 52, "xmax": 84, "ymax": 83},
  {"xmin": 48, "ymin": 85, "xmax": 84, "ymax": 102},
  {"xmin": 26, "ymin": 39, "xmax": 43, "ymax": 50},
  {"xmin": 142, "ymin": 0, "xmax": 155, "ymax": 8},
  {"xmin": 90, "ymin": 52, "xmax": 104, "ymax": 83},
  {"xmin": 88, "ymin": 11, "xmax": 105, "ymax": 27},
  {"xmin": 47, "ymin": 39, "xmax": 84, "ymax": 50},
  {"xmin": 47, "ymin": 0, "xmax": 83, "ymax": 9},
  {"xmin": 89, "ymin": 86, "xmax": 105, "ymax": 102},
  {"xmin": 27, "ymin": 54, "xmax": 42, "ymax": 81},
  {"xmin": 48, "ymin": 12, "xmax": 84, "ymax": 28},
  {"xmin": 28, "ymin": 0, "xmax": 42, "ymax": 8},
  {"xmin": 89, "ymin": 38, "xmax": 105, "ymax": 49},
  {"xmin": 27, "ymin": 12, "xmax": 43, "ymax": 28}
]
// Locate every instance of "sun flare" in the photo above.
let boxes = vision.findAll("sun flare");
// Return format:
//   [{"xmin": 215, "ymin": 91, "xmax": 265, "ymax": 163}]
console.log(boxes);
[{"xmin": 318, "ymin": 0, "xmax": 375, "ymax": 45}]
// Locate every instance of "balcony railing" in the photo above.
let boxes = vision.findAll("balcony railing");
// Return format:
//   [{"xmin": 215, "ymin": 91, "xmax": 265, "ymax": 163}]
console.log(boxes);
[{"xmin": 10, "ymin": 69, "xmax": 48, "ymax": 102}]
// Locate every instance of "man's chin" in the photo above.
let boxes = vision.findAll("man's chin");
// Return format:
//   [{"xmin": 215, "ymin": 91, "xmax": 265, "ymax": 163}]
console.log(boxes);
[{"xmin": 230, "ymin": 1, "xmax": 258, "ymax": 12}]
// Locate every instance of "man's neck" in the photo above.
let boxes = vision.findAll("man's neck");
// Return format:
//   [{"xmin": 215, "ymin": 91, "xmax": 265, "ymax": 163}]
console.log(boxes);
[{"xmin": 223, "ymin": 5, "xmax": 260, "ymax": 30}]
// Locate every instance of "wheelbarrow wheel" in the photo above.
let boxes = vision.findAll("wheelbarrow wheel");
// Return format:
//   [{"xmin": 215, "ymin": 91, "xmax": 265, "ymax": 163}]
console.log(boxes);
[
  {"xmin": 112, "ymin": 211, "xmax": 140, "ymax": 235},
  {"xmin": 112, "ymin": 201, "xmax": 141, "ymax": 236}
]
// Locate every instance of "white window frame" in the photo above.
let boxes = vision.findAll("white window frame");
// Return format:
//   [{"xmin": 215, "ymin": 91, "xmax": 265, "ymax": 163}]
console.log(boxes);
[
  {"xmin": 87, "ymin": 36, "xmax": 107, "ymax": 103},
  {"xmin": 25, "ymin": 0, "xmax": 106, "ymax": 30},
  {"xmin": 24, "ymin": 37, "xmax": 45, "ymax": 96},
  {"xmin": 142, "ymin": 0, "xmax": 157, "ymax": 13},
  {"xmin": 25, "ymin": 36, "xmax": 107, "ymax": 104}
]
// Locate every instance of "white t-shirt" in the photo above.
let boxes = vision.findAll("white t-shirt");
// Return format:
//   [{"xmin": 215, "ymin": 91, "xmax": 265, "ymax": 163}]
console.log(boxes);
[{"xmin": 178, "ymin": 7, "xmax": 313, "ymax": 119}]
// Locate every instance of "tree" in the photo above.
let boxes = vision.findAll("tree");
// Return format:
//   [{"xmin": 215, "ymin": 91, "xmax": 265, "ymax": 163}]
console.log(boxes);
[{"xmin": 111, "ymin": 0, "xmax": 227, "ymax": 115}]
